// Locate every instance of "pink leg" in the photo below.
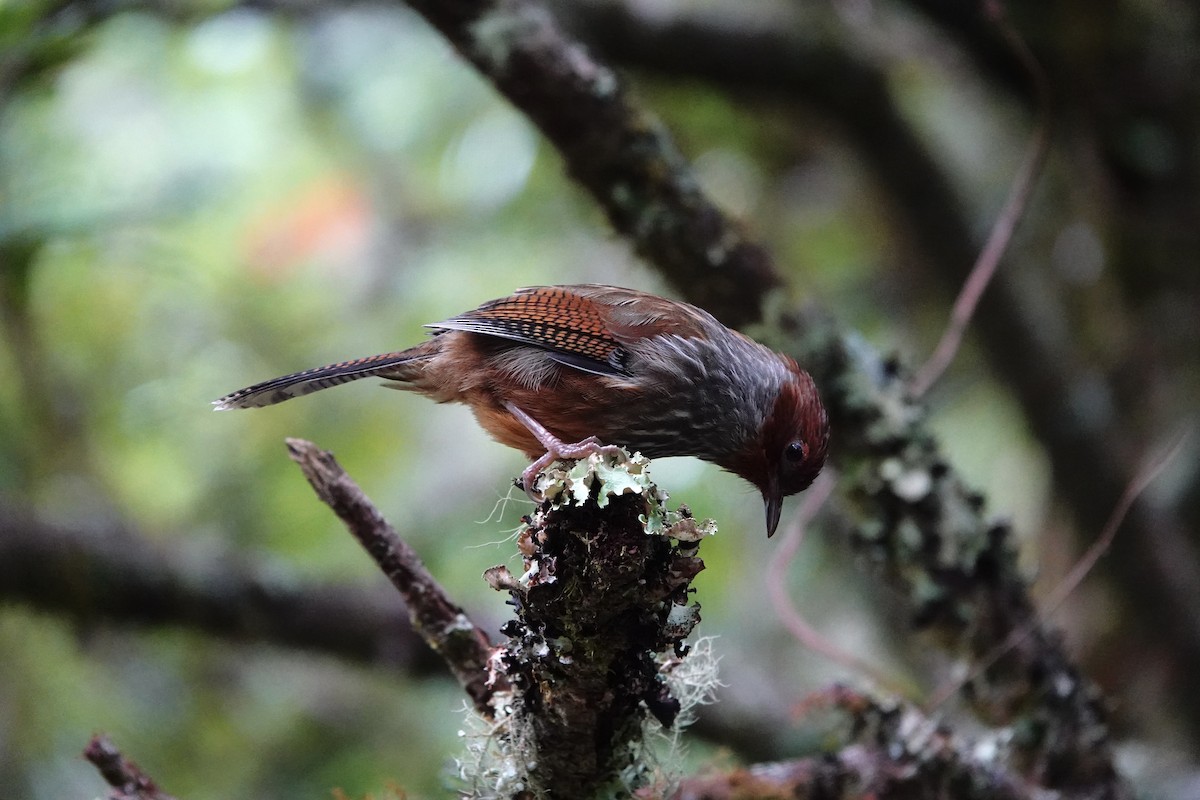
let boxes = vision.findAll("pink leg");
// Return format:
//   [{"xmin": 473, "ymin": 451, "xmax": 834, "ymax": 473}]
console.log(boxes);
[{"xmin": 505, "ymin": 403, "xmax": 626, "ymax": 500}]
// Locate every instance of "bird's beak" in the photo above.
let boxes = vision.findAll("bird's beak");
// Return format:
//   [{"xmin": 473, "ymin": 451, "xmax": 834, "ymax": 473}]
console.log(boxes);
[{"xmin": 764, "ymin": 477, "xmax": 783, "ymax": 538}]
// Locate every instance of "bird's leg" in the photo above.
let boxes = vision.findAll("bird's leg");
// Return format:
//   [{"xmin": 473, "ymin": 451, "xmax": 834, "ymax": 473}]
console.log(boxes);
[{"xmin": 504, "ymin": 402, "xmax": 627, "ymax": 500}]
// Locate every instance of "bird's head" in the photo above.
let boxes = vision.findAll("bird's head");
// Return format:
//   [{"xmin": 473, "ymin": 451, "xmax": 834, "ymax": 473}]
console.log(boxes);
[{"xmin": 726, "ymin": 365, "xmax": 829, "ymax": 537}]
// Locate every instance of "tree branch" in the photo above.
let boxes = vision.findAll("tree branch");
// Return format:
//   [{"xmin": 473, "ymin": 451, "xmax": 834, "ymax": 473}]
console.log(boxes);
[
  {"xmin": 554, "ymin": 4, "xmax": 1200, "ymax": 726},
  {"xmin": 393, "ymin": 0, "xmax": 783, "ymax": 328},
  {"xmin": 284, "ymin": 437, "xmax": 505, "ymax": 715},
  {"xmin": 84, "ymin": 734, "xmax": 178, "ymax": 800},
  {"xmin": 798, "ymin": 329, "xmax": 1127, "ymax": 794},
  {"xmin": 460, "ymin": 452, "xmax": 710, "ymax": 795},
  {"xmin": 0, "ymin": 505, "xmax": 443, "ymax": 672},
  {"xmin": 673, "ymin": 688, "xmax": 1034, "ymax": 800},
  {"xmin": 284, "ymin": 438, "xmax": 712, "ymax": 794}
]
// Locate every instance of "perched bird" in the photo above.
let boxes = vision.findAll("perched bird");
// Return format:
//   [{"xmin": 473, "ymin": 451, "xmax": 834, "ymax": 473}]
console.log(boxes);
[{"xmin": 215, "ymin": 285, "xmax": 829, "ymax": 536}]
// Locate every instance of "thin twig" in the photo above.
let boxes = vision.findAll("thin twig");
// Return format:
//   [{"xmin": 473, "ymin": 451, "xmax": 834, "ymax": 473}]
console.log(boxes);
[
  {"xmin": 909, "ymin": 0, "xmax": 1052, "ymax": 397},
  {"xmin": 766, "ymin": 472, "xmax": 911, "ymax": 696},
  {"xmin": 285, "ymin": 438, "xmax": 505, "ymax": 715}
]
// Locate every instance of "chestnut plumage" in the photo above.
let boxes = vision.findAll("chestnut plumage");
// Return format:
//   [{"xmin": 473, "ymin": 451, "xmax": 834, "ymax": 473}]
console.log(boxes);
[{"xmin": 215, "ymin": 285, "xmax": 830, "ymax": 536}]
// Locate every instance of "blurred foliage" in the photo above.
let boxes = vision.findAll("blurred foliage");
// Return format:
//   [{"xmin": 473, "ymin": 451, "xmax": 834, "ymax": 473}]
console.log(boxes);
[{"xmin": 1, "ymin": 1, "xmax": 1192, "ymax": 798}]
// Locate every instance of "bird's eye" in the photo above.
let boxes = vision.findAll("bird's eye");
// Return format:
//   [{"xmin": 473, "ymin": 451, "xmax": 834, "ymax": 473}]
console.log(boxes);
[{"xmin": 784, "ymin": 441, "xmax": 806, "ymax": 463}]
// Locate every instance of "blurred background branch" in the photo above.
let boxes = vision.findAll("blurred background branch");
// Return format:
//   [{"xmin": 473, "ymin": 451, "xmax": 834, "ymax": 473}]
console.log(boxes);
[{"xmin": 0, "ymin": 503, "xmax": 444, "ymax": 672}]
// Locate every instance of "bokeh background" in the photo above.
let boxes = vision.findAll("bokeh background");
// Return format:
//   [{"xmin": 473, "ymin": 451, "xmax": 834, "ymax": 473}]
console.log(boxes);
[{"xmin": 1, "ymin": 1, "xmax": 1197, "ymax": 797}]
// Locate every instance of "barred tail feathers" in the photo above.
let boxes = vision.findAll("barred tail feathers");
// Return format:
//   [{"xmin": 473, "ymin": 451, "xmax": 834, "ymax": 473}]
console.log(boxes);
[{"xmin": 213, "ymin": 350, "xmax": 425, "ymax": 410}]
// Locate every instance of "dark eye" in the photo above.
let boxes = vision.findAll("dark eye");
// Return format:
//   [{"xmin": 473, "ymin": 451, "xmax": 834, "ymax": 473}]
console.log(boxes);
[{"xmin": 784, "ymin": 441, "xmax": 806, "ymax": 463}]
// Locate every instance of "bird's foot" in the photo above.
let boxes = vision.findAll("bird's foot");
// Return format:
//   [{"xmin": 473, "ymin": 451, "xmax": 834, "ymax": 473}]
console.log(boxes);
[
  {"xmin": 520, "ymin": 438, "xmax": 628, "ymax": 502},
  {"xmin": 503, "ymin": 401, "xmax": 628, "ymax": 502}
]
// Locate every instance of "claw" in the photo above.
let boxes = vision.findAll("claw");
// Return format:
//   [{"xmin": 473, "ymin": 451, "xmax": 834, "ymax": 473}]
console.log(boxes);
[{"xmin": 520, "ymin": 454, "xmax": 554, "ymax": 502}]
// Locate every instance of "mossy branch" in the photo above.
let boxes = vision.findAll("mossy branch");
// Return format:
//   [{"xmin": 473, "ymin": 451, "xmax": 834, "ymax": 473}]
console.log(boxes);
[
  {"xmin": 286, "ymin": 439, "xmax": 716, "ymax": 795},
  {"xmin": 459, "ymin": 452, "xmax": 713, "ymax": 797}
]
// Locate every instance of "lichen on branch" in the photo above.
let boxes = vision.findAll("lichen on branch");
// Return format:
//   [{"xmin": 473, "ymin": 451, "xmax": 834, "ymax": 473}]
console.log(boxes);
[{"xmin": 461, "ymin": 451, "xmax": 717, "ymax": 798}]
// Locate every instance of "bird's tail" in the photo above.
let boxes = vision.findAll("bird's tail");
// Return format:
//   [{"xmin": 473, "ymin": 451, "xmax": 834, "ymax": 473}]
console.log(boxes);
[{"xmin": 213, "ymin": 349, "xmax": 427, "ymax": 410}]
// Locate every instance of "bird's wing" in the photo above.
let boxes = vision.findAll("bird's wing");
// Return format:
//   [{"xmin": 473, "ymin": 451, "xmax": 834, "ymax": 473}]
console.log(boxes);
[{"xmin": 427, "ymin": 285, "xmax": 712, "ymax": 378}]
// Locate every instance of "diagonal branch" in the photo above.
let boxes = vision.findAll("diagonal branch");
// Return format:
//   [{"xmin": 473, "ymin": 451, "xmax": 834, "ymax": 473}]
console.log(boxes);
[
  {"xmin": 399, "ymin": 0, "xmax": 782, "ymax": 328},
  {"xmin": 285, "ymin": 437, "xmax": 505, "ymax": 715}
]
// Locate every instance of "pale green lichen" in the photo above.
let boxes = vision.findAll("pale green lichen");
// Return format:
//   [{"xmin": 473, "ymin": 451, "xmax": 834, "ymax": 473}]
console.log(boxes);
[
  {"xmin": 467, "ymin": 4, "xmax": 546, "ymax": 72},
  {"xmin": 533, "ymin": 450, "xmax": 717, "ymax": 540},
  {"xmin": 466, "ymin": 3, "xmax": 617, "ymax": 98},
  {"xmin": 454, "ymin": 691, "xmax": 534, "ymax": 799},
  {"xmin": 535, "ymin": 450, "xmax": 651, "ymax": 509},
  {"xmin": 642, "ymin": 503, "xmax": 718, "ymax": 542}
]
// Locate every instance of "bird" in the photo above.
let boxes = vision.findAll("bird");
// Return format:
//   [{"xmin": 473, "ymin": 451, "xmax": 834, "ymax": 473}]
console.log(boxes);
[{"xmin": 214, "ymin": 285, "xmax": 829, "ymax": 536}]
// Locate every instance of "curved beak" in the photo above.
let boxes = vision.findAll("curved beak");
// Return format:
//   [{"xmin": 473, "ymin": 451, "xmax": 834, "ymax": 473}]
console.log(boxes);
[{"xmin": 764, "ymin": 476, "xmax": 783, "ymax": 538}]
